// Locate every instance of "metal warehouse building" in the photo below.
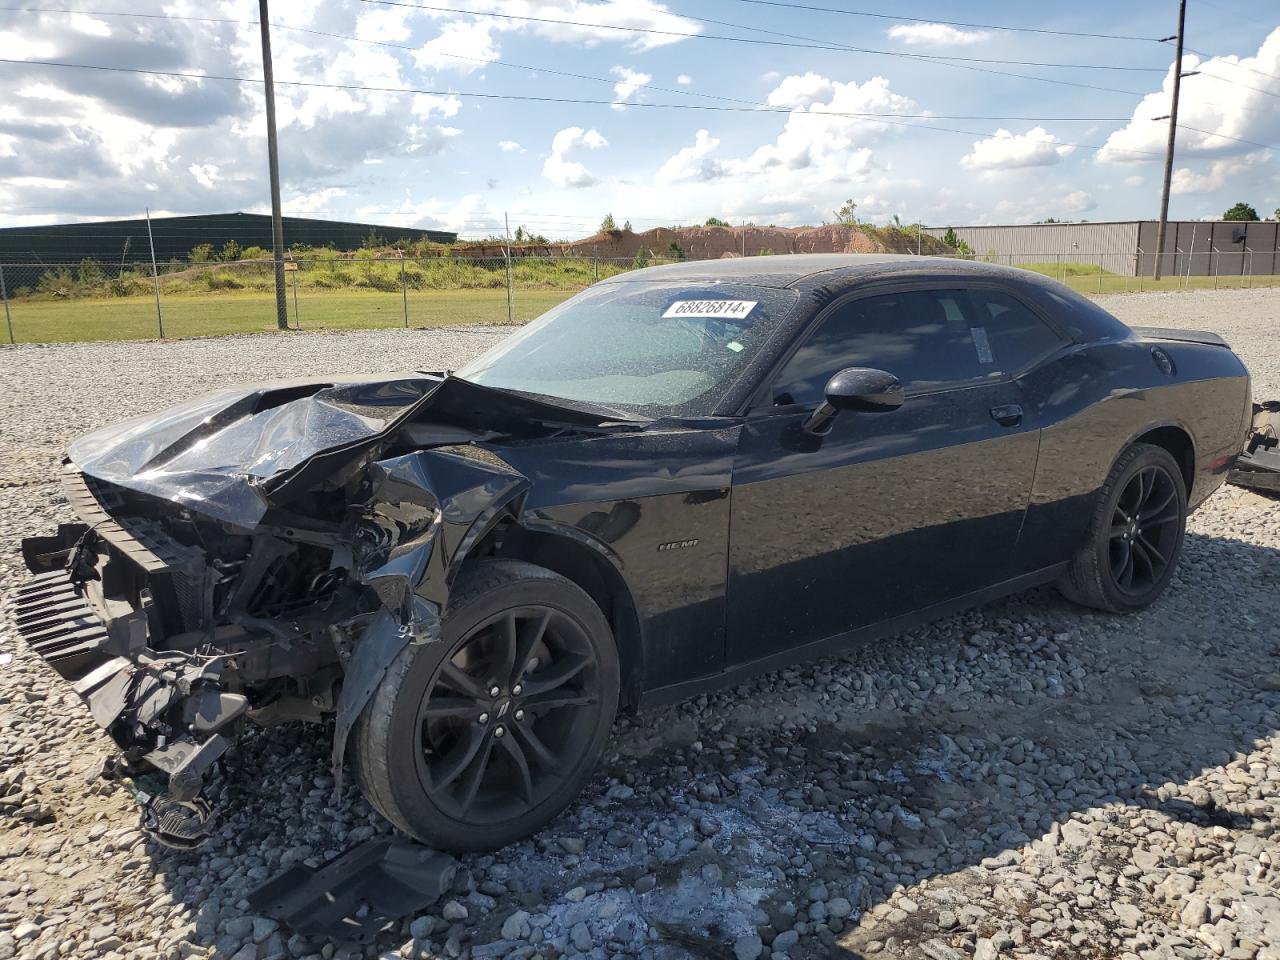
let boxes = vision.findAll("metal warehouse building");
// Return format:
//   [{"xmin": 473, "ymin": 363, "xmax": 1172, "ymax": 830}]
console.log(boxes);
[
  {"xmin": 0, "ymin": 212, "xmax": 457, "ymax": 265},
  {"xmin": 923, "ymin": 220, "xmax": 1279, "ymax": 277}
]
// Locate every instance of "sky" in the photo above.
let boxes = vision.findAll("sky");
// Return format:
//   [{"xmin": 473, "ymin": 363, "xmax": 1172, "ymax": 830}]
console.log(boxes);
[{"xmin": 0, "ymin": 0, "xmax": 1277, "ymax": 239}]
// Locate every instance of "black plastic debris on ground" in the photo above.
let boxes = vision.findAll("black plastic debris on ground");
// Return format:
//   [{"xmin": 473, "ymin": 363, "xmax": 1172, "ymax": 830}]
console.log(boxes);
[
  {"xmin": 248, "ymin": 838, "xmax": 457, "ymax": 943},
  {"xmin": 1229, "ymin": 401, "xmax": 1280, "ymax": 493}
]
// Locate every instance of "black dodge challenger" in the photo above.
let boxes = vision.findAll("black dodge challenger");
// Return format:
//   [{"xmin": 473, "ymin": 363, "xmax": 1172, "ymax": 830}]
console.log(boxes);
[{"xmin": 15, "ymin": 255, "xmax": 1252, "ymax": 851}]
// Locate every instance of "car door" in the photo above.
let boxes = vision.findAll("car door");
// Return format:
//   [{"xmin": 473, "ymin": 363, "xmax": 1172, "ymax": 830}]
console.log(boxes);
[{"xmin": 725, "ymin": 283, "xmax": 1060, "ymax": 666}]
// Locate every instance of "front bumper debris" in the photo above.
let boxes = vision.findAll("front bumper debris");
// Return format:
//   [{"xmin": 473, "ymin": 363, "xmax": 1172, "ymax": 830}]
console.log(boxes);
[
  {"xmin": 15, "ymin": 529, "xmax": 248, "ymax": 847},
  {"xmin": 1229, "ymin": 401, "xmax": 1279, "ymax": 493},
  {"xmin": 248, "ymin": 838, "xmax": 457, "ymax": 942}
]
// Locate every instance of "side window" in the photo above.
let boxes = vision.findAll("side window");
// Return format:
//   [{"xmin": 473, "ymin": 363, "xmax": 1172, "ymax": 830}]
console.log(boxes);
[
  {"xmin": 770, "ymin": 289, "xmax": 993, "ymax": 405},
  {"xmin": 968, "ymin": 289, "xmax": 1066, "ymax": 373}
]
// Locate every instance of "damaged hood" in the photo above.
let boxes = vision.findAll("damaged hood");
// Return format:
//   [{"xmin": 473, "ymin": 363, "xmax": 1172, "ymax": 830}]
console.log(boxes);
[{"xmin": 67, "ymin": 372, "xmax": 639, "ymax": 527}]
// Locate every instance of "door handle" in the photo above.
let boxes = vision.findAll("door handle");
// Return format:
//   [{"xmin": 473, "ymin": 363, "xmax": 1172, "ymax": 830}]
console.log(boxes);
[{"xmin": 990, "ymin": 403, "xmax": 1023, "ymax": 427}]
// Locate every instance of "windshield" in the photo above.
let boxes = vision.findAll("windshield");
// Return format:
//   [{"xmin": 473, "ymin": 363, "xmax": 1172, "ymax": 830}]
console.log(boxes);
[{"xmin": 455, "ymin": 280, "xmax": 800, "ymax": 417}]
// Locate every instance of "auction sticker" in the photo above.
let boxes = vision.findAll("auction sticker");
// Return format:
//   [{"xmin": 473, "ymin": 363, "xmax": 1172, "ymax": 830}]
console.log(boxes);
[{"xmin": 662, "ymin": 300, "xmax": 758, "ymax": 319}]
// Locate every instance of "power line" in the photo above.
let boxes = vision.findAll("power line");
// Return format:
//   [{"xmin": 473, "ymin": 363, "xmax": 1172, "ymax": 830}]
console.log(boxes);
[
  {"xmin": 1174, "ymin": 123, "xmax": 1275, "ymax": 150},
  {"xmin": 684, "ymin": 9, "xmax": 1164, "ymax": 72},
  {"xmin": 0, "ymin": 7, "xmax": 1157, "ymax": 117},
  {"xmin": 358, "ymin": 0, "xmax": 1154, "ymax": 96},
  {"xmin": 0, "ymin": 58, "xmax": 1152, "ymax": 131},
  {"xmin": 1179, "ymin": 45, "xmax": 1280, "ymax": 85},
  {"xmin": 663, "ymin": 8, "xmax": 1153, "ymax": 97},
  {"xmin": 718, "ymin": 0, "xmax": 1162, "ymax": 42}
]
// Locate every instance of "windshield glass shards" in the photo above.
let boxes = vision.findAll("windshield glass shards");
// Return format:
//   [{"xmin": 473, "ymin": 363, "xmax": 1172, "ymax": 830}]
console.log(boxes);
[{"xmin": 455, "ymin": 281, "xmax": 800, "ymax": 417}]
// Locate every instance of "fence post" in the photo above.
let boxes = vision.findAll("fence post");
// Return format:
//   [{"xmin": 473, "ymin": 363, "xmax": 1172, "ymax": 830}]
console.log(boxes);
[
  {"xmin": 1137, "ymin": 248, "xmax": 1143, "ymax": 292},
  {"xmin": 593, "ymin": 246, "xmax": 599, "ymax": 281},
  {"xmin": 0, "ymin": 264, "xmax": 12, "ymax": 345},
  {"xmin": 1097, "ymin": 254, "xmax": 1103, "ymax": 294},
  {"xmin": 503, "ymin": 213, "xmax": 514, "ymax": 324},
  {"xmin": 290, "ymin": 259, "xmax": 300, "ymax": 329},
  {"xmin": 145, "ymin": 207, "xmax": 165, "ymax": 338},
  {"xmin": 400, "ymin": 252, "xmax": 409, "ymax": 329},
  {"xmin": 1212, "ymin": 246, "xmax": 1219, "ymax": 290}
]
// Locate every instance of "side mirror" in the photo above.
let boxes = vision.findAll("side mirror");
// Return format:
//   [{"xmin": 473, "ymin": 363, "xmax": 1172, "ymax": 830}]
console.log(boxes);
[{"xmin": 803, "ymin": 367, "xmax": 903, "ymax": 434}]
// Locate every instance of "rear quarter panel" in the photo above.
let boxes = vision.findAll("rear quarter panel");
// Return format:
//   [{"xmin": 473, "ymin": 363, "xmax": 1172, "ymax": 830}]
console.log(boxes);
[{"xmin": 1015, "ymin": 336, "xmax": 1249, "ymax": 572}]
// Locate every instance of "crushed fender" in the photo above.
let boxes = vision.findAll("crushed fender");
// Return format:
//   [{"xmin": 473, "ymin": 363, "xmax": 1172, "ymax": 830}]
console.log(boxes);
[
  {"xmin": 247, "ymin": 838, "xmax": 456, "ymax": 942},
  {"xmin": 1229, "ymin": 401, "xmax": 1279, "ymax": 493}
]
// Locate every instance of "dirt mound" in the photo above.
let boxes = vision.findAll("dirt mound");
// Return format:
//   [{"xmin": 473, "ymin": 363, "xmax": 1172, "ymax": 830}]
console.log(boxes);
[
  {"xmin": 566, "ymin": 224, "xmax": 949, "ymax": 259},
  {"xmin": 454, "ymin": 224, "xmax": 950, "ymax": 260}
]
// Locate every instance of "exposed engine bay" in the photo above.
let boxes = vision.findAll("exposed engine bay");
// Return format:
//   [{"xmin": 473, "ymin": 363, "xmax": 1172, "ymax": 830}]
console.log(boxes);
[{"xmin": 15, "ymin": 373, "xmax": 642, "ymax": 845}]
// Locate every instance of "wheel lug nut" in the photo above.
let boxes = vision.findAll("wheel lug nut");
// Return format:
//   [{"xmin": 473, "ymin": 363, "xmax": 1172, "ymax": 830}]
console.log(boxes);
[
  {"xmin": 514, "ymin": 709, "xmax": 525, "ymax": 721},
  {"xmin": 494, "ymin": 725, "xmax": 505, "ymax": 738},
  {"xmin": 489, "ymin": 685, "xmax": 501, "ymax": 698},
  {"xmin": 512, "ymin": 684, "xmax": 523, "ymax": 696},
  {"xmin": 478, "ymin": 712, "xmax": 489, "ymax": 724}
]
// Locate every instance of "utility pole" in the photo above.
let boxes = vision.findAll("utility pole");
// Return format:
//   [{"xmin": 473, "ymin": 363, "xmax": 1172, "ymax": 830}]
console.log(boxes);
[
  {"xmin": 1152, "ymin": 0, "xmax": 1187, "ymax": 281},
  {"xmin": 259, "ymin": 0, "xmax": 289, "ymax": 329}
]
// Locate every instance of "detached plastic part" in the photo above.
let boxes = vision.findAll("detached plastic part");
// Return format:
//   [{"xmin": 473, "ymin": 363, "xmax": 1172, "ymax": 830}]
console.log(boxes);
[
  {"xmin": 1229, "ymin": 401, "xmax": 1280, "ymax": 493},
  {"xmin": 247, "ymin": 838, "xmax": 457, "ymax": 942}
]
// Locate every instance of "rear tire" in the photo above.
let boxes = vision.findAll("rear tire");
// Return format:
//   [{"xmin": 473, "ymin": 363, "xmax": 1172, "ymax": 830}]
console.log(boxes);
[
  {"xmin": 1058, "ymin": 443, "xmax": 1187, "ymax": 613},
  {"xmin": 352, "ymin": 559, "xmax": 619, "ymax": 852}
]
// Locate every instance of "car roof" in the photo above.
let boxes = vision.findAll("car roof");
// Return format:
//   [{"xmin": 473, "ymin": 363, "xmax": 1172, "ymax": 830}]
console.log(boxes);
[{"xmin": 597, "ymin": 253, "xmax": 1029, "ymax": 289}]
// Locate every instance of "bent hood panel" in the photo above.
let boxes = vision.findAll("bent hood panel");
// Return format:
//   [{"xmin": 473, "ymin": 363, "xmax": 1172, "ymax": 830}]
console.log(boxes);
[
  {"xmin": 65, "ymin": 373, "xmax": 636, "ymax": 528},
  {"xmin": 68, "ymin": 375, "xmax": 443, "ymax": 525}
]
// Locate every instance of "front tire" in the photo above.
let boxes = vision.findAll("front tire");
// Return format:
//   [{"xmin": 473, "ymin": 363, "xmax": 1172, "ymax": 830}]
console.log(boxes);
[
  {"xmin": 1058, "ymin": 443, "xmax": 1187, "ymax": 613},
  {"xmin": 352, "ymin": 560, "xmax": 619, "ymax": 852}
]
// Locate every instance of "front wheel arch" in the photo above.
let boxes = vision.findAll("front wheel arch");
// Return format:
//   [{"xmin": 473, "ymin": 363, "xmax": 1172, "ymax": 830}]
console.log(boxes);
[{"xmin": 460, "ymin": 524, "xmax": 646, "ymax": 711}]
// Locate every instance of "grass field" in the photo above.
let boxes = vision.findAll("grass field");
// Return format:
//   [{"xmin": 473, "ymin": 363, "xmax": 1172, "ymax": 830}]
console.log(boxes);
[
  {"xmin": 2, "ymin": 269, "xmax": 1277, "ymax": 344},
  {"xmin": 0, "ymin": 288, "xmax": 575, "ymax": 343}
]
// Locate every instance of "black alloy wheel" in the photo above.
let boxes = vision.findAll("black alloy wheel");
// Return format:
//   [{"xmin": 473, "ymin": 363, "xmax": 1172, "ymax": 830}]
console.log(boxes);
[
  {"xmin": 413, "ymin": 606, "xmax": 603, "ymax": 824},
  {"xmin": 1059, "ymin": 442, "xmax": 1187, "ymax": 613},
  {"xmin": 1108, "ymin": 465, "xmax": 1182, "ymax": 596},
  {"xmin": 351, "ymin": 560, "xmax": 620, "ymax": 852}
]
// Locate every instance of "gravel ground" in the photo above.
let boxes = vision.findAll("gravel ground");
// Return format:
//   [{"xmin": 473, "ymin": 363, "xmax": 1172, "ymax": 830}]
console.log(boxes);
[{"xmin": 1, "ymin": 288, "xmax": 1278, "ymax": 960}]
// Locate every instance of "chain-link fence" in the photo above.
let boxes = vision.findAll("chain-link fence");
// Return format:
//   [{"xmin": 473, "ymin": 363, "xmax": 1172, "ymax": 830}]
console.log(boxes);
[{"xmin": 1, "ymin": 248, "xmax": 1277, "ymax": 344}]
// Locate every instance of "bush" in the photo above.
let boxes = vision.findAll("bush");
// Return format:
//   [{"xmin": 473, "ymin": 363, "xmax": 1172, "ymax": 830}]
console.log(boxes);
[
  {"xmin": 36, "ymin": 268, "xmax": 75, "ymax": 297},
  {"xmin": 77, "ymin": 259, "xmax": 106, "ymax": 286},
  {"xmin": 189, "ymin": 243, "xmax": 215, "ymax": 264},
  {"xmin": 239, "ymin": 246, "xmax": 270, "ymax": 261},
  {"xmin": 202, "ymin": 272, "xmax": 244, "ymax": 291},
  {"xmin": 219, "ymin": 240, "xmax": 243, "ymax": 262}
]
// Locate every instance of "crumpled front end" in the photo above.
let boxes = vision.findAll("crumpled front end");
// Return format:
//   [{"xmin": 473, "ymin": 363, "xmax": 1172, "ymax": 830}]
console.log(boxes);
[{"xmin": 11, "ymin": 376, "xmax": 614, "ymax": 846}]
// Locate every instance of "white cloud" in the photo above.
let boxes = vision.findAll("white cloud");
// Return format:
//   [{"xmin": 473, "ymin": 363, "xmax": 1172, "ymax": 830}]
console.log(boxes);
[
  {"xmin": 543, "ymin": 127, "xmax": 608, "ymax": 188},
  {"xmin": 1098, "ymin": 26, "xmax": 1280, "ymax": 164},
  {"xmin": 611, "ymin": 66, "xmax": 652, "ymax": 110},
  {"xmin": 67, "ymin": 13, "xmax": 111, "ymax": 37},
  {"xmin": 887, "ymin": 23, "xmax": 990, "ymax": 46},
  {"xmin": 356, "ymin": 192, "xmax": 493, "ymax": 232},
  {"xmin": 498, "ymin": 140, "xmax": 524, "ymax": 153},
  {"xmin": 411, "ymin": 94, "xmax": 462, "ymax": 119},
  {"xmin": 989, "ymin": 189, "xmax": 1096, "ymax": 223},
  {"xmin": 741, "ymin": 75, "xmax": 917, "ymax": 175},
  {"xmin": 355, "ymin": 5, "xmax": 412, "ymax": 41},
  {"xmin": 407, "ymin": 1, "xmax": 704, "ymax": 65},
  {"xmin": 412, "ymin": 20, "xmax": 499, "ymax": 74},
  {"xmin": 1124, "ymin": 175, "xmax": 1145, "ymax": 187},
  {"xmin": 676, "ymin": 74, "xmax": 692, "ymax": 85},
  {"xmin": 655, "ymin": 129, "xmax": 724, "ymax": 184},
  {"xmin": 961, "ymin": 127, "xmax": 1076, "ymax": 170},
  {"xmin": 642, "ymin": 73, "xmax": 911, "ymax": 221},
  {"xmin": 188, "ymin": 163, "xmax": 219, "ymax": 189},
  {"xmin": 1172, "ymin": 151, "xmax": 1273, "ymax": 194},
  {"xmin": 286, "ymin": 187, "xmax": 349, "ymax": 217}
]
